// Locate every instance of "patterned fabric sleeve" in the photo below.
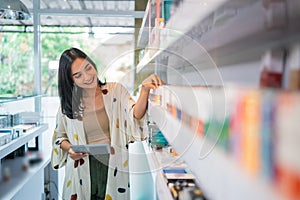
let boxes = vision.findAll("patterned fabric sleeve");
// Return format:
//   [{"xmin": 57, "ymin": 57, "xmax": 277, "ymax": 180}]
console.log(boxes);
[{"xmin": 51, "ymin": 107, "xmax": 69, "ymax": 169}]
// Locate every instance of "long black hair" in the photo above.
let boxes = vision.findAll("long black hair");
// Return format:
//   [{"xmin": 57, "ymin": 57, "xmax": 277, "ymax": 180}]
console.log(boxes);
[{"xmin": 58, "ymin": 47, "xmax": 105, "ymax": 119}]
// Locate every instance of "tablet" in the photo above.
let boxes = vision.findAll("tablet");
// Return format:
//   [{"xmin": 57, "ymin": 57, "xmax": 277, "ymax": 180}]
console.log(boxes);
[{"xmin": 71, "ymin": 144, "xmax": 110, "ymax": 155}]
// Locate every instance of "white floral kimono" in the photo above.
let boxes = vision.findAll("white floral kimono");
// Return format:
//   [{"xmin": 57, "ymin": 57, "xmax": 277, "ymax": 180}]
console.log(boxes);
[{"xmin": 51, "ymin": 82, "xmax": 148, "ymax": 200}]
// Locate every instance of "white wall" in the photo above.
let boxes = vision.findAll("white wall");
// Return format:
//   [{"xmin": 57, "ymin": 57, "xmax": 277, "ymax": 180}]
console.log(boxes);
[{"xmin": 41, "ymin": 97, "xmax": 63, "ymax": 200}]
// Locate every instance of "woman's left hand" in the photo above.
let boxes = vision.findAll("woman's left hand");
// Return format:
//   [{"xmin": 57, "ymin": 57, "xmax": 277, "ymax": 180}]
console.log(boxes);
[{"xmin": 141, "ymin": 74, "xmax": 163, "ymax": 91}]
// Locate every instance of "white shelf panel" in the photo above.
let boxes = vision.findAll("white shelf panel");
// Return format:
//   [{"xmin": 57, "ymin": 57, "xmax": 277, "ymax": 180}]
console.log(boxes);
[
  {"xmin": 0, "ymin": 124, "xmax": 48, "ymax": 160},
  {"xmin": 142, "ymin": 142, "xmax": 174, "ymax": 200},
  {"xmin": 0, "ymin": 153, "xmax": 51, "ymax": 199},
  {"xmin": 148, "ymin": 102, "xmax": 284, "ymax": 200},
  {"xmin": 155, "ymin": 172, "xmax": 173, "ymax": 200}
]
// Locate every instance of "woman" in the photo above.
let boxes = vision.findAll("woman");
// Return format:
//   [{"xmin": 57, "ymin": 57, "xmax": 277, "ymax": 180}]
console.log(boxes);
[{"xmin": 51, "ymin": 47, "xmax": 162, "ymax": 200}]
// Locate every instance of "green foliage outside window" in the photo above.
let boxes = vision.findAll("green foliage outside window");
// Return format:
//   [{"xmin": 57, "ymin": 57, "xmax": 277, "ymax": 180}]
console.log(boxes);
[
  {"xmin": 0, "ymin": 32, "xmax": 34, "ymax": 96},
  {"xmin": 0, "ymin": 27, "xmax": 89, "ymax": 97}
]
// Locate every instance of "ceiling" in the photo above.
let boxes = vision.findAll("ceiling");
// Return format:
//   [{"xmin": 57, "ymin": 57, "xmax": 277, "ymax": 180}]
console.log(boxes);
[{"xmin": 0, "ymin": 0, "xmax": 146, "ymax": 28}]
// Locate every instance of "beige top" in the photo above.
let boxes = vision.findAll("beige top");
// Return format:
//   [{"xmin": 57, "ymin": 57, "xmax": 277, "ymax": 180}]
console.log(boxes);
[{"xmin": 83, "ymin": 107, "xmax": 110, "ymax": 144}]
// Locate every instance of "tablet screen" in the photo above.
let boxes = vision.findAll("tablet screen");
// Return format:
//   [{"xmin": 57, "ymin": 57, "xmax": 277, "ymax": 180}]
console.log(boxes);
[{"xmin": 71, "ymin": 144, "xmax": 110, "ymax": 155}]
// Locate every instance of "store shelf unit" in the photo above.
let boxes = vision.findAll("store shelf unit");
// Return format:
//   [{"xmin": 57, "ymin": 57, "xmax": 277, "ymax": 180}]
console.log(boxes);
[
  {"xmin": 136, "ymin": 0, "xmax": 228, "ymax": 72},
  {"xmin": 135, "ymin": 0, "xmax": 300, "ymax": 199},
  {"xmin": 148, "ymin": 100, "xmax": 283, "ymax": 200},
  {"xmin": 136, "ymin": 0, "xmax": 291, "ymax": 198},
  {"xmin": 136, "ymin": 0, "xmax": 300, "ymax": 74},
  {"xmin": 0, "ymin": 124, "xmax": 49, "ymax": 199}
]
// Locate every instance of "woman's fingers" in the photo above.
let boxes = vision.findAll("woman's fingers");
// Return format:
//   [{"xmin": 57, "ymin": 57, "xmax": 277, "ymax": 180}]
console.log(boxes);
[
  {"xmin": 68, "ymin": 148, "xmax": 89, "ymax": 160},
  {"xmin": 143, "ymin": 74, "xmax": 163, "ymax": 89},
  {"xmin": 151, "ymin": 74, "xmax": 160, "ymax": 87}
]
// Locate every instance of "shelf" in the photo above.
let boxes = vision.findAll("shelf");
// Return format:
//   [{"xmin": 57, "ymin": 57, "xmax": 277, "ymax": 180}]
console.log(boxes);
[
  {"xmin": 142, "ymin": 142, "xmax": 174, "ymax": 200},
  {"xmin": 136, "ymin": 0, "xmax": 228, "ymax": 72},
  {"xmin": 148, "ymin": 102, "xmax": 284, "ymax": 200},
  {"xmin": 136, "ymin": 0, "xmax": 300, "ymax": 73},
  {"xmin": 0, "ymin": 95, "xmax": 44, "ymax": 104},
  {"xmin": 0, "ymin": 150, "xmax": 51, "ymax": 199},
  {"xmin": 0, "ymin": 123, "xmax": 50, "ymax": 199},
  {"xmin": 0, "ymin": 124, "xmax": 48, "ymax": 160}
]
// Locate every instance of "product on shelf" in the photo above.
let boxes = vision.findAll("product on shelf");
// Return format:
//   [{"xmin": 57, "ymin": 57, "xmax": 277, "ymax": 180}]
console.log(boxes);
[
  {"xmin": 0, "ymin": 116, "xmax": 9, "ymax": 128},
  {"xmin": 22, "ymin": 157, "xmax": 29, "ymax": 171},
  {"xmin": 182, "ymin": 186, "xmax": 206, "ymax": 200},
  {"xmin": 274, "ymin": 92, "xmax": 300, "ymax": 200},
  {"xmin": 0, "ymin": 131, "xmax": 11, "ymax": 146},
  {"xmin": 163, "ymin": 167, "xmax": 195, "ymax": 180},
  {"xmin": 162, "ymin": 0, "xmax": 174, "ymax": 23},
  {"xmin": 196, "ymin": 119, "xmax": 204, "ymax": 136},
  {"xmin": 151, "ymin": 130, "xmax": 168, "ymax": 149},
  {"xmin": 204, "ymin": 117, "xmax": 230, "ymax": 151},
  {"xmin": 166, "ymin": 178, "xmax": 206, "ymax": 200},
  {"xmin": 260, "ymin": 90, "xmax": 276, "ymax": 181},
  {"xmin": 2, "ymin": 167, "xmax": 10, "ymax": 182},
  {"xmin": 0, "ymin": 113, "xmax": 21, "ymax": 127},
  {"xmin": 151, "ymin": 85, "xmax": 300, "ymax": 200},
  {"xmin": 148, "ymin": 19, "xmax": 164, "ymax": 56},
  {"xmin": 13, "ymin": 124, "xmax": 36, "ymax": 134},
  {"xmin": 229, "ymin": 89, "xmax": 244, "ymax": 163},
  {"xmin": 0, "ymin": 129, "xmax": 16, "ymax": 141},
  {"xmin": 149, "ymin": 92, "xmax": 162, "ymax": 105},
  {"xmin": 259, "ymin": 49, "xmax": 286, "ymax": 88},
  {"xmin": 18, "ymin": 111, "xmax": 42, "ymax": 125},
  {"xmin": 240, "ymin": 90, "xmax": 261, "ymax": 175},
  {"xmin": 26, "ymin": 151, "xmax": 43, "ymax": 166},
  {"xmin": 288, "ymin": 44, "xmax": 300, "ymax": 89}
]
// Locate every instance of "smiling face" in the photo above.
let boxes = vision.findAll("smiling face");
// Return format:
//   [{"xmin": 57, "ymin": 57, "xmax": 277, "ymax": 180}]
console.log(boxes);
[{"xmin": 71, "ymin": 58, "xmax": 98, "ymax": 89}]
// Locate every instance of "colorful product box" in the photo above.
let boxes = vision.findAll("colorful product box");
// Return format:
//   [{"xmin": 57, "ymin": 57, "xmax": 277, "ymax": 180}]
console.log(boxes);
[
  {"xmin": 241, "ymin": 90, "xmax": 261, "ymax": 175},
  {"xmin": 260, "ymin": 90, "xmax": 276, "ymax": 181},
  {"xmin": 274, "ymin": 92, "xmax": 300, "ymax": 199}
]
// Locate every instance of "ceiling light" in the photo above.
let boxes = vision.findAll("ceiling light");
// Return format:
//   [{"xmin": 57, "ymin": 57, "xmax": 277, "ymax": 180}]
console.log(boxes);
[{"xmin": 0, "ymin": 0, "xmax": 31, "ymax": 20}]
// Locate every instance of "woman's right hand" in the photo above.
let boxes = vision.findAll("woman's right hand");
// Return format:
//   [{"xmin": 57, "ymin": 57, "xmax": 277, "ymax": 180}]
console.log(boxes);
[
  {"xmin": 68, "ymin": 148, "xmax": 89, "ymax": 160},
  {"xmin": 141, "ymin": 74, "xmax": 163, "ymax": 91}
]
